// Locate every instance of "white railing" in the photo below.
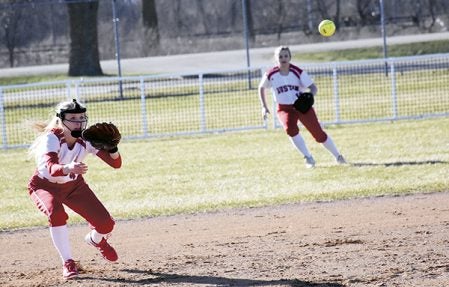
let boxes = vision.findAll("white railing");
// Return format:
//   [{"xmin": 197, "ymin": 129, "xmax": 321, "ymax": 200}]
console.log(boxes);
[{"xmin": 1, "ymin": 53, "xmax": 449, "ymax": 149}]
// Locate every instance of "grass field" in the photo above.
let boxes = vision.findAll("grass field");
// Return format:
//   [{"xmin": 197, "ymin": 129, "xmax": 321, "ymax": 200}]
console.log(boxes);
[
  {"xmin": 0, "ymin": 39, "xmax": 448, "ymax": 231},
  {"xmin": 294, "ymin": 39, "xmax": 449, "ymax": 62},
  {"xmin": 1, "ymin": 117, "xmax": 448, "ymax": 230}
]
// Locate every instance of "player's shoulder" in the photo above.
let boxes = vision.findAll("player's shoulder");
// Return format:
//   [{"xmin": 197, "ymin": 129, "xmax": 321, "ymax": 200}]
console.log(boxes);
[
  {"xmin": 266, "ymin": 66, "xmax": 280, "ymax": 79},
  {"xmin": 289, "ymin": 64, "xmax": 304, "ymax": 74},
  {"xmin": 289, "ymin": 64, "xmax": 307, "ymax": 79},
  {"xmin": 43, "ymin": 128, "xmax": 63, "ymax": 152},
  {"xmin": 49, "ymin": 128, "xmax": 63, "ymax": 139}
]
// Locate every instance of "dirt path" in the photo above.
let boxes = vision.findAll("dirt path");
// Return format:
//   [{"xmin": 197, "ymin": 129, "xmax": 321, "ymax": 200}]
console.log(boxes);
[{"xmin": 1, "ymin": 191, "xmax": 449, "ymax": 287}]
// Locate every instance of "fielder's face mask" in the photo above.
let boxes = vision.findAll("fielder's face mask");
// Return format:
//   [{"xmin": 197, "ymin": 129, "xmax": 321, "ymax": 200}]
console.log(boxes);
[{"xmin": 56, "ymin": 99, "xmax": 88, "ymax": 138}]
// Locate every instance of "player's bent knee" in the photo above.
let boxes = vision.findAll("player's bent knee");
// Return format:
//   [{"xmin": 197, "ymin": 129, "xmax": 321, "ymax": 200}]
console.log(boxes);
[
  {"xmin": 94, "ymin": 217, "xmax": 115, "ymax": 234},
  {"xmin": 48, "ymin": 212, "xmax": 69, "ymax": 227},
  {"xmin": 285, "ymin": 127, "xmax": 299, "ymax": 137},
  {"xmin": 313, "ymin": 133, "xmax": 327, "ymax": 143}
]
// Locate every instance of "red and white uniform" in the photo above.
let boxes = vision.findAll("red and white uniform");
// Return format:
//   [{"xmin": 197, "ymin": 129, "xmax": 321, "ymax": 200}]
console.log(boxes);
[
  {"xmin": 259, "ymin": 64, "xmax": 313, "ymax": 105},
  {"xmin": 34, "ymin": 129, "xmax": 98, "ymax": 183},
  {"xmin": 259, "ymin": 64, "xmax": 328, "ymax": 142},
  {"xmin": 28, "ymin": 128, "xmax": 121, "ymax": 233}
]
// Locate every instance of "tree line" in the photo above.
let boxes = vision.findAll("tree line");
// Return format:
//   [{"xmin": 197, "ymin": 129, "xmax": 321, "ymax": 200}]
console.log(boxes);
[{"xmin": 0, "ymin": 0, "xmax": 448, "ymax": 75}]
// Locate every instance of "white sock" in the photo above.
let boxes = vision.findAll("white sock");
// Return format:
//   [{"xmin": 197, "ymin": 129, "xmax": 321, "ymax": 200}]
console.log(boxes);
[
  {"xmin": 90, "ymin": 230, "xmax": 106, "ymax": 244},
  {"xmin": 321, "ymin": 136, "xmax": 341, "ymax": 158},
  {"xmin": 289, "ymin": 134, "xmax": 312, "ymax": 158},
  {"xmin": 49, "ymin": 225, "xmax": 72, "ymax": 263}
]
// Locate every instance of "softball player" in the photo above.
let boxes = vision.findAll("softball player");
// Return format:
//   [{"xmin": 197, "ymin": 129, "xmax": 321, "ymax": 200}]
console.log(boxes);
[
  {"xmin": 258, "ymin": 46, "xmax": 346, "ymax": 168},
  {"xmin": 27, "ymin": 99, "xmax": 122, "ymax": 279}
]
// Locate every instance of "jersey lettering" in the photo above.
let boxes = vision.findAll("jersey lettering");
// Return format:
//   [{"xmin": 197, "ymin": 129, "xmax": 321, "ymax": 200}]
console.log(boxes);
[{"xmin": 276, "ymin": 84, "xmax": 299, "ymax": 94}]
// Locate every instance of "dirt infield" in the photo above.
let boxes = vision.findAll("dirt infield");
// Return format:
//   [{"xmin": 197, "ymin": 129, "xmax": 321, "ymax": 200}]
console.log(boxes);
[{"xmin": 1, "ymin": 191, "xmax": 449, "ymax": 287}]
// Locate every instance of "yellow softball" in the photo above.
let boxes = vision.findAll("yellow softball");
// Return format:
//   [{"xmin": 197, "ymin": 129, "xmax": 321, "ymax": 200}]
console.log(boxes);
[{"xmin": 318, "ymin": 19, "xmax": 336, "ymax": 37}]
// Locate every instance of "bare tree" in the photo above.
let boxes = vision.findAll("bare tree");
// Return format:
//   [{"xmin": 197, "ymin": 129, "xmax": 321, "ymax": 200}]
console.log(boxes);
[
  {"xmin": 316, "ymin": 0, "xmax": 342, "ymax": 28},
  {"xmin": 245, "ymin": 0, "xmax": 255, "ymax": 43},
  {"xmin": 316, "ymin": 0, "xmax": 331, "ymax": 20},
  {"xmin": 67, "ymin": 0, "xmax": 103, "ymax": 76},
  {"xmin": 356, "ymin": 0, "xmax": 378, "ymax": 26},
  {"xmin": 0, "ymin": 7, "xmax": 21, "ymax": 67},
  {"xmin": 0, "ymin": 1, "xmax": 29, "ymax": 68},
  {"xmin": 230, "ymin": 0, "xmax": 239, "ymax": 32},
  {"xmin": 195, "ymin": 0, "xmax": 208, "ymax": 34},
  {"xmin": 275, "ymin": 1, "xmax": 286, "ymax": 41},
  {"xmin": 142, "ymin": 0, "xmax": 159, "ymax": 54},
  {"xmin": 425, "ymin": 0, "xmax": 437, "ymax": 31},
  {"xmin": 173, "ymin": 0, "xmax": 184, "ymax": 35},
  {"xmin": 335, "ymin": 0, "xmax": 341, "ymax": 28}
]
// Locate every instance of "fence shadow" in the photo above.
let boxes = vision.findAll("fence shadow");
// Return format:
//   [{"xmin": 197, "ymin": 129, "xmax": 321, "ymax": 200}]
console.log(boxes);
[
  {"xmin": 79, "ymin": 269, "xmax": 345, "ymax": 286},
  {"xmin": 350, "ymin": 159, "xmax": 447, "ymax": 167}
]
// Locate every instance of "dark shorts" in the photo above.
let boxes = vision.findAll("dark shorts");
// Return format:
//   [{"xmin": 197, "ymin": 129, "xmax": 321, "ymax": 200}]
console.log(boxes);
[
  {"xmin": 28, "ymin": 172, "xmax": 115, "ymax": 234},
  {"xmin": 277, "ymin": 104, "xmax": 327, "ymax": 143}
]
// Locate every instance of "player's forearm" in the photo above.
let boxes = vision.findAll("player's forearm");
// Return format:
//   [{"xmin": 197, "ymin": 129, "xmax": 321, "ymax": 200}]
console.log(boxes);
[
  {"xmin": 309, "ymin": 84, "xmax": 318, "ymax": 96},
  {"xmin": 44, "ymin": 152, "xmax": 66, "ymax": 176},
  {"xmin": 258, "ymin": 88, "xmax": 268, "ymax": 108},
  {"xmin": 96, "ymin": 150, "xmax": 122, "ymax": 168}
]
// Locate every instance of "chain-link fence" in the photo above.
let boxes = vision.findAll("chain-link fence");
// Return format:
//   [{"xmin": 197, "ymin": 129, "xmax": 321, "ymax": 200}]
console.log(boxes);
[{"xmin": 1, "ymin": 53, "xmax": 449, "ymax": 149}]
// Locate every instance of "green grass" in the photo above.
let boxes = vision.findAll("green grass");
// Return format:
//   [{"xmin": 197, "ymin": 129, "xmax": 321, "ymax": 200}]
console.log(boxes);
[
  {"xmin": 294, "ymin": 39, "xmax": 449, "ymax": 62},
  {"xmin": 0, "ymin": 73, "xmax": 121, "ymax": 87},
  {"xmin": 1, "ymin": 117, "xmax": 448, "ymax": 230},
  {"xmin": 1, "ymin": 39, "xmax": 448, "ymax": 230},
  {"xmin": 1, "ymin": 40, "xmax": 449, "ymax": 86},
  {"xmin": 0, "ymin": 74, "xmax": 72, "ymax": 86}
]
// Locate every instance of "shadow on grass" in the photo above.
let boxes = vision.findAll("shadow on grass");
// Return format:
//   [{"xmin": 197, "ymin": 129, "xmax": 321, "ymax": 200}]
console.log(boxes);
[
  {"xmin": 79, "ymin": 269, "xmax": 345, "ymax": 286},
  {"xmin": 350, "ymin": 159, "xmax": 448, "ymax": 167}
]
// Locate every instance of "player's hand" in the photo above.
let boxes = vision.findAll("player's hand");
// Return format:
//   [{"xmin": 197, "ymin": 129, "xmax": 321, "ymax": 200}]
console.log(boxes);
[
  {"xmin": 261, "ymin": 107, "xmax": 270, "ymax": 120},
  {"xmin": 63, "ymin": 162, "xmax": 88, "ymax": 175}
]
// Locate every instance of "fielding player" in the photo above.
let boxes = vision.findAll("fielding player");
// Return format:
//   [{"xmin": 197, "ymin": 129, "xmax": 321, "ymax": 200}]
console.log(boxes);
[
  {"xmin": 27, "ymin": 99, "xmax": 121, "ymax": 279},
  {"xmin": 258, "ymin": 46, "xmax": 346, "ymax": 168}
]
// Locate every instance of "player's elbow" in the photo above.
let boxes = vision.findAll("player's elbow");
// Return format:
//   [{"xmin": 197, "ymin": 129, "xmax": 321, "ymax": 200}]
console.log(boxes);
[{"xmin": 309, "ymin": 84, "xmax": 318, "ymax": 95}]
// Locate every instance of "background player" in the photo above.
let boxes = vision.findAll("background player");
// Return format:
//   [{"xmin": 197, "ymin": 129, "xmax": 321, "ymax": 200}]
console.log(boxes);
[
  {"xmin": 27, "ymin": 99, "xmax": 122, "ymax": 279},
  {"xmin": 258, "ymin": 46, "xmax": 346, "ymax": 168}
]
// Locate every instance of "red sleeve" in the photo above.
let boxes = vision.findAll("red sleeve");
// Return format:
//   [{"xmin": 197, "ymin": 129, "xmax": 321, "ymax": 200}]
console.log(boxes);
[
  {"xmin": 44, "ymin": 152, "xmax": 66, "ymax": 176},
  {"xmin": 267, "ymin": 66, "xmax": 280, "ymax": 81},
  {"xmin": 96, "ymin": 150, "xmax": 122, "ymax": 169}
]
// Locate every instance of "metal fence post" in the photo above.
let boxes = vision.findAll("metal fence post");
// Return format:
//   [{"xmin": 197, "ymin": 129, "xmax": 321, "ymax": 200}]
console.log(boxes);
[
  {"xmin": 199, "ymin": 74, "xmax": 206, "ymax": 132},
  {"xmin": 258, "ymin": 68, "xmax": 268, "ymax": 129},
  {"xmin": 332, "ymin": 64, "xmax": 341, "ymax": 123},
  {"xmin": 75, "ymin": 79, "xmax": 81, "ymax": 100},
  {"xmin": 66, "ymin": 81, "xmax": 71, "ymax": 99},
  {"xmin": 390, "ymin": 61, "xmax": 398, "ymax": 119},
  {"xmin": 380, "ymin": 0, "xmax": 389, "ymax": 76},
  {"xmin": 112, "ymin": 0, "xmax": 124, "ymax": 99},
  {"xmin": 140, "ymin": 77, "xmax": 149, "ymax": 137},
  {"xmin": 241, "ymin": 0, "xmax": 252, "ymax": 89},
  {"xmin": 0, "ymin": 88, "xmax": 7, "ymax": 149}
]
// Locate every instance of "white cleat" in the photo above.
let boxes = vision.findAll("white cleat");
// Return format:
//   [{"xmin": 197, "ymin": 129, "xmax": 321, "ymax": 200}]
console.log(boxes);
[
  {"xmin": 304, "ymin": 156, "xmax": 316, "ymax": 168},
  {"xmin": 336, "ymin": 155, "xmax": 347, "ymax": 165}
]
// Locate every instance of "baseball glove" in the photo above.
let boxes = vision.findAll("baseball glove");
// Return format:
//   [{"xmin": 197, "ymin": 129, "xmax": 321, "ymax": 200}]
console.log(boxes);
[
  {"xmin": 293, "ymin": 92, "xmax": 314, "ymax": 114},
  {"xmin": 82, "ymin": 122, "xmax": 121, "ymax": 152}
]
